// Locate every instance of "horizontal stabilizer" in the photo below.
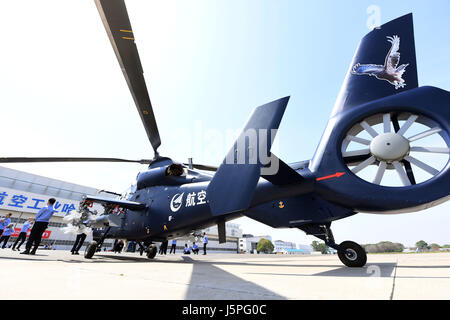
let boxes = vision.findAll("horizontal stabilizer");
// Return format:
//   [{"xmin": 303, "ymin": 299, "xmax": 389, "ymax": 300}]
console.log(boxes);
[
  {"xmin": 261, "ymin": 154, "xmax": 304, "ymax": 185},
  {"xmin": 207, "ymin": 97, "xmax": 290, "ymax": 216}
]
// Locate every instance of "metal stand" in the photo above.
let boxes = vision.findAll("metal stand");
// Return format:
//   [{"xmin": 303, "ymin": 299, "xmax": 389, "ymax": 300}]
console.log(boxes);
[
  {"xmin": 298, "ymin": 223, "xmax": 344, "ymax": 253},
  {"xmin": 95, "ymin": 226, "xmax": 111, "ymax": 251}
]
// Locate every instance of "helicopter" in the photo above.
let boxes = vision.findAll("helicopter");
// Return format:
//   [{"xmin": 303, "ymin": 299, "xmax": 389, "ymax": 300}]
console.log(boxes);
[{"xmin": 1, "ymin": 0, "xmax": 449, "ymax": 267}]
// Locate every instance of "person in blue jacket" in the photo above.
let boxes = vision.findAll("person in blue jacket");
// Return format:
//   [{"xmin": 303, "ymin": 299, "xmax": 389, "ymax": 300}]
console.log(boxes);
[
  {"xmin": 0, "ymin": 213, "xmax": 12, "ymax": 236},
  {"xmin": 169, "ymin": 239, "xmax": 177, "ymax": 254},
  {"xmin": 183, "ymin": 243, "xmax": 191, "ymax": 254},
  {"xmin": 21, "ymin": 198, "xmax": 57, "ymax": 255},
  {"xmin": 192, "ymin": 242, "xmax": 199, "ymax": 255},
  {"xmin": 12, "ymin": 218, "xmax": 34, "ymax": 251},
  {"xmin": 202, "ymin": 232, "xmax": 208, "ymax": 255},
  {"xmin": 0, "ymin": 224, "xmax": 15, "ymax": 248}
]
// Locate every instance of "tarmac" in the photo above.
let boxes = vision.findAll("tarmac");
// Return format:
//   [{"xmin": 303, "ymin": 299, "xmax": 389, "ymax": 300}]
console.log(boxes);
[{"xmin": 0, "ymin": 249, "xmax": 449, "ymax": 299}]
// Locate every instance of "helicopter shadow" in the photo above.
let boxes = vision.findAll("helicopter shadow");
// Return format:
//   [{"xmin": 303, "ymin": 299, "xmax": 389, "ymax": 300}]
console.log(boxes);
[
  {"xmin": 0, "ymin": 255, "xmax": 51, "ymax": 262},
  {"xmin": 76, "ymin": 254, "xmax": 287, "ymax": 299},
  {"xmin": 245, "ymin": 263, "xmax": 397, "ymax": 278},
  {"xmin": 180, "ymin": 256, "xmax": 286, "ymax": 300}
]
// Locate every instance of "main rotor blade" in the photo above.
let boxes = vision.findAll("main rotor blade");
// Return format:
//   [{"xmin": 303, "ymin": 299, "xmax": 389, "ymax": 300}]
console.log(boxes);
[
  {"xmin": 95, "ymin": 0, "xmax": 161, "ymax": 154},
  {"xmin": 183, "ymin": 163, "xmax": 218, "ymax": 172},
  {"xmin": 0, "ymin": 157, "xmax": 153, "ymax": 164}
]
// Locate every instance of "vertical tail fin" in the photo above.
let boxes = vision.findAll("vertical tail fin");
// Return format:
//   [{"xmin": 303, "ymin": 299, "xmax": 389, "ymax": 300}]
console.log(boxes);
[
  {"xmin": 207, "ymin": 97, "xmax": 290, "ymax": 216},
  {"xmin": 331, "ymin": 13, "xmax": 418, "ymax": 116}
]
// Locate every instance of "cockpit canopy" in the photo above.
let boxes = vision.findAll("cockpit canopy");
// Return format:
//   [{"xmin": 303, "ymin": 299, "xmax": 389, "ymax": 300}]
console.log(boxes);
[{"xmin": 135, "ymin": 160, "xmax": 213, "ymax": 190}]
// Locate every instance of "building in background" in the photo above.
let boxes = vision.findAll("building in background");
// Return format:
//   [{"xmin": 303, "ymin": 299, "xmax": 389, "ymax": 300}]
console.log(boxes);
[
  {"xmin": 279, "ymin": 244, "xmax": 313, "ymax": 255},
  {"xmin": 204, "ymin": 222, "xmax": 243, "ymax": 239},
  {"xmin": 297, "ymin": 244, "xmax": 313, "ymax": 254},
  {"xmin": 273, "ymin": 240, "xmax": 297, "ymax": 253},
  {"xmin": 0, "ymin": 166, "xmax": 115, "ymax": 251},
  {"xmin": 238, "ymin": 234, "xmax": 273, "ymax": 254}
]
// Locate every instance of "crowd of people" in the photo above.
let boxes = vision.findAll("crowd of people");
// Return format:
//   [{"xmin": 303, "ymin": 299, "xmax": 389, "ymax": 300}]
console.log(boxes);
[
  {"xmin": 162, "ymin": 233, "xmax": 208, "ymax": 256},
  {"xmin": 110, "ymin": 233, "xmax": 209, "ymax": 256},
  {"xmin": 0, "ymin": 197, "xmax": 210, "ymax": 256},
  {"xmin": 0, "ymin": 198, "xmax": 57, "ymax": 255},
  {"xmin": 113, "ymin": 233, "xmax": 209, "ymax": 256}
]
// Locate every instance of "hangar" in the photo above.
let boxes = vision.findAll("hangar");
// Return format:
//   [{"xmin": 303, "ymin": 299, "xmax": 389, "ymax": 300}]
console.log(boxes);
[{"xmin": 0, "ymin": 166, "xmax": 115, "ymax": 251}]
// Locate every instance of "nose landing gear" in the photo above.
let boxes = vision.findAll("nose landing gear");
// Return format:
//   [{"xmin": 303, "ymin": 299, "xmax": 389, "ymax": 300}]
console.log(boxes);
[{"xmin": 299, "ymin": 223, "xmax": 367, "ymax": 267}]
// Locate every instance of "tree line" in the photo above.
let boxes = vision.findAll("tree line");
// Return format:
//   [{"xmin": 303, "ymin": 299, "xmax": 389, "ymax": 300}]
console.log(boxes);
[{"xmin": 311, "ymin": 240, "xmax": 450, "ymax": 254}]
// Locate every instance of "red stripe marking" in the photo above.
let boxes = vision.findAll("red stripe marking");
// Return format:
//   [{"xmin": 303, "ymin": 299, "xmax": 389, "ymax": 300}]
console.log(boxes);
[{"xmin": 316, "ymin": 172, "xmax": 346, "ymax": 181}]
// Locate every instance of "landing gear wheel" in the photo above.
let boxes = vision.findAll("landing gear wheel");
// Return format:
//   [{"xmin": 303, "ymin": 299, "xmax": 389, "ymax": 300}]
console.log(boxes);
[
  {"xmin": 337, "ymin": 241, "xmax": 367, "ymax": 267},
  {"xmin": 84, "ymin": 241, "xmax": 98, "ymax": 259},
  {"xmin": 146, "ymin": 245, "xmax": 157, "ymax": 259}
]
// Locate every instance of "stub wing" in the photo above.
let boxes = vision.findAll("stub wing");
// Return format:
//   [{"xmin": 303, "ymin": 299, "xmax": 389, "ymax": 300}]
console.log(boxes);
[{"xmin": 83, "ymin": 195, "xmax": 146, "ymax": 211}]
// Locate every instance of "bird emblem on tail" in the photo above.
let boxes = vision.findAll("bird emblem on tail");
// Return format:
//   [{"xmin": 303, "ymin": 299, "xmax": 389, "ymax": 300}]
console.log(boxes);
[{"xmin": 352, "ymin": 35, "xmax": 409, "ymax": 89}]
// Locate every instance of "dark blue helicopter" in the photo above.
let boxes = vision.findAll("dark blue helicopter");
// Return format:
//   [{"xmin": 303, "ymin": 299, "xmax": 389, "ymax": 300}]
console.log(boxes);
[{"xmin": 1, "ymin": 0, "xmax": 449, "ymax": 267}]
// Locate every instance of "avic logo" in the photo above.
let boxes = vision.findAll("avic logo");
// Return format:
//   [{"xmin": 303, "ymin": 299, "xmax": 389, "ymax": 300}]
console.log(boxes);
[{"xmin": 170, "ymin": 193, "xmax": 184, "ymax": 212}]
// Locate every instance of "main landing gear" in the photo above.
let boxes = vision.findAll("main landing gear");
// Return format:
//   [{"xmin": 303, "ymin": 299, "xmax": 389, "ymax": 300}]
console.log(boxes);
[
  {"xmin": 137, "ymin": 241, "xmax": 157, "ymax": 259},
  {"xmin": 299, "ymin": 223, "xmax": 367, "ymax": 267}
]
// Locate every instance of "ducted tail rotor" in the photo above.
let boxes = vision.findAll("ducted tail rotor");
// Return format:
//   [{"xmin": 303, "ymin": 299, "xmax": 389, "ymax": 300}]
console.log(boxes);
[{"xmin": 342, "ymin": 111, "xmax": 450, "ymax": 187}]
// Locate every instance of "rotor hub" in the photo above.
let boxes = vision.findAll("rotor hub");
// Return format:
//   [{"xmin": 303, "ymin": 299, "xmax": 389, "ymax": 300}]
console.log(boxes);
[{"xmin": 370, "ymin": 132, "xmax": 410, "ymax": 162}]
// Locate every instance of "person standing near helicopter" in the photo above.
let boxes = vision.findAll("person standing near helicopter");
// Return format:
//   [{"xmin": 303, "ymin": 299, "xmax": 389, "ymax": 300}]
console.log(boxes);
[
  {"xmin": 21, "ymin": 198, "xmax": 57, "ymax": 255},
  {"xmin": 0, "ymin": 224, "xmax": 14, "ymax": 248},
  {"xmin": 202, "ymin": 232, "xmax": 208, "ymax": 255},
  {"xmin": 71, "ymin": 230, "xmax": 87, "ymax": 255},
  {"xmin": 0, "ymin": 213, "xmax": 12, "ymax": 237},
  {"xmin": 12, "ymin": 218, "xmax": 34, "ymax": 251}
]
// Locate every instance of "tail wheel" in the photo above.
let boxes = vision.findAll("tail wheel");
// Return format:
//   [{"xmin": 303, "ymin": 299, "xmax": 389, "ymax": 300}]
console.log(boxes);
[
  {"xmin": 84, "ymin": 241, "xmax": 98, "ymax": 259},
  {"xmin": 341, "ymin": 112, "xmax": 449, "ymax": 187},
  {"xmin": 337, "ymin": 241, "xmax": 367, "ymax": 267}
]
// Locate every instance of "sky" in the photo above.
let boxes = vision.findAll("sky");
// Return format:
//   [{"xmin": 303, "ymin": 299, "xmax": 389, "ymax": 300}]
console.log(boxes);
[{"xmin": 0, "ymin": 0, "xmax": 449, "ymax": 247}]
